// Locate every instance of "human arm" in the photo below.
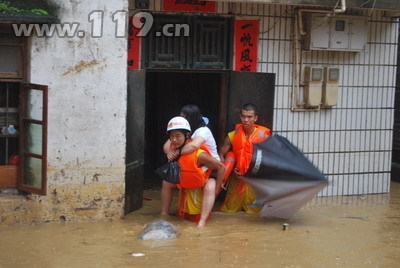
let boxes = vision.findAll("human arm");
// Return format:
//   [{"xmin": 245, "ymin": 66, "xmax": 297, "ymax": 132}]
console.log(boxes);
[
  {"xmin": 198, "ymin": 152, "xmax": 226, "ymax": 196},
  {"xmin": 218, "ymin": 136, "xmax": 232, "ymax": 162},
  {"xmin": 163, "ymin": 135, "xmax": 206, "ymax": 161},
  {"xmin": 180, "ymin": 135, "xmax": 205, "ymax": 155}
]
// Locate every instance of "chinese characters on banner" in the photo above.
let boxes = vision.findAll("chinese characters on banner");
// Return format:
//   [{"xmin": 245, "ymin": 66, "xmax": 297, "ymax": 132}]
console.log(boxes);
[
  {"xmin": 163, "ymin": 0, "xmax": 216, "ymax": 13},
  {"xmin": 128, "ymin": 16, "xmax": 141, "ymax": 70},
  {"xmin": 234, "ymin": 20, "xmax": 259, "ymax": 72}
]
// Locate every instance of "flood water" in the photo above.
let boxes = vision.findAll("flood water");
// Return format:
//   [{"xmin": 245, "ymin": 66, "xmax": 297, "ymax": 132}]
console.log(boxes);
[{"xmin": 1, "ymin": 182, "xmax": 400, "ymax": 267}]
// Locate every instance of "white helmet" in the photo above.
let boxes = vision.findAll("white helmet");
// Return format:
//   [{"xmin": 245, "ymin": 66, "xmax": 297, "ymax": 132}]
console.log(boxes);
[{"xmin": 167, "ymin": 116, "xmax": 191, "ymax": 132}]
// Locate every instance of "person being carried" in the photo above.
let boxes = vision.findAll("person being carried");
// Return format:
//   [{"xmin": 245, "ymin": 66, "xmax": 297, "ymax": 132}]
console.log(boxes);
[
  {"xmin": 163, "ymin": 105, "xmax": 225, "ymax": 198},
  {"xmin": 218, "ymin": 103, "xmax": 271, "ymax": 213},
  {"xmin": 161, "ymin": 116, "xmax": 226, "ymax": 227},
  {"xmin": 163, "ymin": 104, "xmax": 220, "ymax": 163}
]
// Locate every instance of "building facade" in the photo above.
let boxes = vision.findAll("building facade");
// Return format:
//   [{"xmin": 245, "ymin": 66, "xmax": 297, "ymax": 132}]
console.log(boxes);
[{"xmin": 0, "ymin": 0, "xmax": 128, "ymax": 225}]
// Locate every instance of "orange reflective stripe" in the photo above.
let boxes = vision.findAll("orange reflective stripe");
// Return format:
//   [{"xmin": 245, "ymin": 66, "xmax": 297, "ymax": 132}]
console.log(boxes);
[{"xmin": 258, "ymin": 130, "xmax": 265, "ymax": 139}]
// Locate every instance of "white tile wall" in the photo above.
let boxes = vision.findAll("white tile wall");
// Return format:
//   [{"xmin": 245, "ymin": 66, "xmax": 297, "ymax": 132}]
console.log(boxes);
[{"xmin": 145, "ymin": 1, "xmax": 396, "ymax": 196}]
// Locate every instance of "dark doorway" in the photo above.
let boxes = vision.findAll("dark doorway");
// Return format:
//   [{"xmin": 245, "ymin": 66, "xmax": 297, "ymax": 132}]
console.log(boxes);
[
  {"xmin": 144, "ymin": 71, "xmax": 223, "ymax": 188},
  {"xmin": 125, "ymin": 70, "xmax": 275, "ymax": 214}
]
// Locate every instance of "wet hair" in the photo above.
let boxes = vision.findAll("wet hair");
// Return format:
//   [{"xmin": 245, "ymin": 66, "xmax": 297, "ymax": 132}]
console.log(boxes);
[
  {"xmin": 180, "ymin": 104, "xmax": 206, "ymax": 133},
  {"xmin": 242, "ymin": 103, "xmax": 258, "ymax": 116}
]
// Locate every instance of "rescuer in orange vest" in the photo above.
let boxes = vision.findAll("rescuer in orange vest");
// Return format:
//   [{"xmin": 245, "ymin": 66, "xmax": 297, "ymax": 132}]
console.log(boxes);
[
  {"xmin": 218, "ymin": 103, "xmax": 271, "ymax": 213},
  {"xmin": 161, "ymin": 116, "xmax": 226, "ymax": 227}
]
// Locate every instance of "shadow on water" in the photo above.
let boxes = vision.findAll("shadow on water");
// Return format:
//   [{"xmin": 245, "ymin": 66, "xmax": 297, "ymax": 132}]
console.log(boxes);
[{"xmin": 0, "ymin": 183, "xmax": 400, "ymax": 267}]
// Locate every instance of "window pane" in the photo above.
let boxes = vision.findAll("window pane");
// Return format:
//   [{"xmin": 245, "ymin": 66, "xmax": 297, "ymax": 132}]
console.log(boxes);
[
  {"xmin": 335, "ymin": 20, "xmax": 345, "ymax": 31},
  {"xmin": 0, "ymin": 46, "xmax": 18, "ymax": 73},
  {"xmin": 329, "ymin": 68, "xmax": 340, "ymax": 81},
  {"xmin": 312, "ymin": 68, "xmax": 323, "ymax": 81},
  {"xmin": 23, "ymin": 156, "xmax": 42, "ymax": 188},
  {"xmin": 25, "ymin": 122, "xmax": 42, "ymax": 155},
  {"xmin": 0, "ymin": 33, "xmax": 22, "ymax": 44},
  {"xmin": 26, "ymin": 89, "xmax": 43, "ymax": 120}
]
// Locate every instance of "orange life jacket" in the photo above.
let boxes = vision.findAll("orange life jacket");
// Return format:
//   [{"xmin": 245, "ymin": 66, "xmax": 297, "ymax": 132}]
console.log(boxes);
[
  {"xmin": 176, "ymin": 144, "xmax": 212, "ymax": 189},
  {"xmin": 232, "ymin": 124, "xmax": 270, "ymax": 175}
]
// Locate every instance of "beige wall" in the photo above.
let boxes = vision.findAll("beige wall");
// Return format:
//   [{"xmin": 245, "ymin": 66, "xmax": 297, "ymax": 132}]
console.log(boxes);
[{"xmin": 1, "ymin": 0, "xmax": 128, "ymax": 225}]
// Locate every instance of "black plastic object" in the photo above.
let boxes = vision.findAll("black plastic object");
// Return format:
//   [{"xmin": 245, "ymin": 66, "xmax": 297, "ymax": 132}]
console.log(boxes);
[
  {"xmin": 155, "ymin": 160, "xmax": 181, "ymax": 184},
  {"xmin": 246, "ymin": 134, "xmax": 327, "ymax": 181},
  {"xmin": 241, "ymin": 135, "xmax": 328, "ymax": 219}
]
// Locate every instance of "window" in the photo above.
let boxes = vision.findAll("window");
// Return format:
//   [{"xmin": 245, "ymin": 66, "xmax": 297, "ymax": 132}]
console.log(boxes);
[
  {"xmin": 0, "ymin": 82, "xmax": 48, "ymax": 195},
  {"xmin": 0, "ymin": 25, "xmax": 26, "ymax": 79},
  {"xmin": 0, "ymin": 25, "xmax": 48, "ymax": 195},
  {"xmin": 335, "ymin": 20, "xmax": 346, "ymax": 32},
  {"xmin": 142, "ymin": 14, "xmax": 233, "ymax": 70},
  {"xmin": 18, "ymin": 83, "xmax": 48, "ymax": 195},
  {"xmin": 0, "ymin": 82, "xmax": 19, "ymax": 188}
]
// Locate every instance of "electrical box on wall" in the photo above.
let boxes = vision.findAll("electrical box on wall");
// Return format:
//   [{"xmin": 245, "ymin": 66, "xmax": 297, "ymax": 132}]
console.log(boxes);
[
  {"xmin": 304, "ymin": 14, "xmax": 368, "ymax": 52},
  {"xmin": 304, "ymin": 66, "xmax": 324, "ymax": 107},
  {"xmin": 322, "ymin": 67, "xmax": 340, "ymax": 107}
]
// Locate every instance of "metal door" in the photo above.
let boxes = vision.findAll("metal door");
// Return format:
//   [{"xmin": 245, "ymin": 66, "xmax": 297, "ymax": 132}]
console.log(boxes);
[
  {"xmin": 125, "ymin": 70, "xmax": 146, "ymax": 214},
  {"xmin": 226, "ymin": 71, "xmax": 275, "ymax": 132}
]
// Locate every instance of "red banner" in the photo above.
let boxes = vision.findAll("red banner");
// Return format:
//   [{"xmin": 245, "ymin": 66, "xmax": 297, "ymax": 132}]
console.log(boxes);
[
  {"xmin": 234, "ymin": 20, "xmax": 259, "ymax": 72},
  {"xmin": 128, "ymin": 16, "xmax": 141, "ymax": 70},
  {"xmin": 163, "ymin": 0, "xmax": 216, "ymax": 13}
]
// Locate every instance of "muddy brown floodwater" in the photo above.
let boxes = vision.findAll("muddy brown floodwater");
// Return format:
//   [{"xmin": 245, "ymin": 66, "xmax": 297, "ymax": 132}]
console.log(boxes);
[{"xmin": 1, "ymin": 182, "xmax": 400, "ymax": 267}]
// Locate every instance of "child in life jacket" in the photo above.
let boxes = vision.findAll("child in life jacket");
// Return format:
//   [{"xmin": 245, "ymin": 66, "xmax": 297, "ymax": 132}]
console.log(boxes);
[{"xmin": 161, "ymin": 116, "xmax": 226, "ymax": 227}]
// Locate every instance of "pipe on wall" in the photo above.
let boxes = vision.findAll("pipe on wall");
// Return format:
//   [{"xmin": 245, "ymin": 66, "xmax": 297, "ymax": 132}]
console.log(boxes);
[{"xmin": 291, "ymin": 0, "xmax": 346, "ymax": 111}]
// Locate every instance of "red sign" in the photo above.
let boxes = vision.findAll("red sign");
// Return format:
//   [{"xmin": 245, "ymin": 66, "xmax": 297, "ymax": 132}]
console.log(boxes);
[
  {"xmin": 128, "ymin": 16, "xmax": 141, "ymax": 70},
  {"xmin": 163, "ymin": 0, "xmax": 216, "ymax": 13},
  {"xmin": 234, "ymin": 20, "xmax": 259, "ymax": 72}
]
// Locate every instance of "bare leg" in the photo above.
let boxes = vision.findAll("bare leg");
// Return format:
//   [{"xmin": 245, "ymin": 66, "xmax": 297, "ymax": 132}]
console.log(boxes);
[
  {"xmin": 197, "ymin": 179, "xmax": 216, "ymax": 227},
  {"xmin": 161, "ymin": 181, "xmax": 176, "ymax": 216}
]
